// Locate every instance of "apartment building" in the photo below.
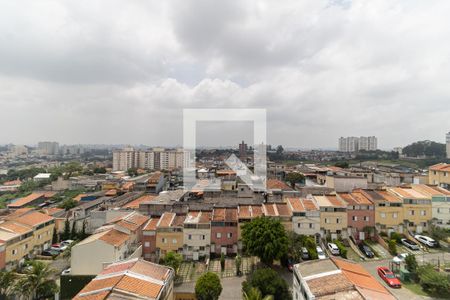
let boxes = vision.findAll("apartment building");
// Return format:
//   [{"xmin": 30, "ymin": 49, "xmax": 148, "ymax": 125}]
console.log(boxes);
[
  {"xmin": 142, "ymin": 218, "xmax": 159, "ymax": 261},
  {"xmin": 211, "ymin": 208, "xmax": 238, "ymax": 255},
  {"xmin": 156, "ymin": 212, "xmax": 185, "ymax": 257},
  {"xmin": 74, "ymin": 258, "xmax": 174, "ymax": 300},
  {"xmin": 71, "ymin": 228, "xmax": 140, "ymax": 275},
  {"xmin": 338, "ymin": 191, "xmax": 375, "ymax": 241},
  {"xmin": 0, "ymin": 209, "xmax": 55, "ymax": 269},
  {"xmin": 389, "ymin": 186, "xmax": 432, "ymax": 233},
  {"xmin": 37, "ymin": 141, "xmax": 59, "ymax": 155},
  {"xmin": 338, "ymin": 136, "xmax": 377, "ymax": 152},
  {"xmin": 314, "ymin": 195, "xmax": 348, "ymax": 239},
  {"xmin": 113, "ymin": 147, "xmax": 190, "ymax": 171},
  {"xmin": 411, "ymin": 184, "xmax": 450, "ymax": 227},
  {"xmin": 183, "ymin": 211, "xmax": 212, "ymax": 261},
  {"xmin": 362, "ymin": 190, "xmax": 404, "ymax": 234},
  {"xmin": 429, "ymin": 163, "xmax": 450, "ymax": 189},
  {"xmin": 286, "ymin": 197, "xmax": 320, "ymax": 237}
]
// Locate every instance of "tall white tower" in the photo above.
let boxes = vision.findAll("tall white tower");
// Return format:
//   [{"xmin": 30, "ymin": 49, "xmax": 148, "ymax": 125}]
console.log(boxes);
[{"xmin": 446, "ymin": 132, "xmax": 450, "ymax": 159}]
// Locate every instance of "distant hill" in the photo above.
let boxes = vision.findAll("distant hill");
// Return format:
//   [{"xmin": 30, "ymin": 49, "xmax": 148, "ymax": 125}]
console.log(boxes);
[{"xmin": 402, "ymin": 140, "xmax": 446, "ymax": 158}]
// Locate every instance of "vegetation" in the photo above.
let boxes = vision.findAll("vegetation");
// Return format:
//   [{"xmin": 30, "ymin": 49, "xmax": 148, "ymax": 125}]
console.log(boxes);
[
  {"xmin": 417, "ymin": 264, "xmax": 450, "ymax": 296},
  {"xmin": 243, "ymin": 287, "xmax": 274, "ymax": 300},
  {"xmin": 0, "ymin": 270, "xmax": 17, "ymax": 297},
  {"xmin": 70, "ymin": 221, "xmax": 78, "ymax": 240},
  {"xmin": 242, "ymin": 217, "xmax": 288, "ymax": 265},
  {"xmin": 287, "ymin": 232, "xmax": 317, "ymax": 261},
  {"xmin": 242, "ymin": 268, "xmax": 291, "ymax": 300},
  {"xmin": 405, "ymin": 254, "xmax": 419, "ymax": 280},
  {"xmin": 402, "ymin": 140, "xmax": 446, "ymax": 158},
  {"xmin": 284, "ymin": 172, "xmax": 305, "ymax": 189},
  {"xmin": 388, "ymin": 239, "xmax": 397, "ymax": 256},
  {"xmin": 58, "ymin": 198, "xmax": 78, "ymax": 210},
  {"xmin": 390, "ymin": 232, "xmax": 404, "ymax": 243},
  {"xmin": 61, "ymin": 218, "xmax": 71, "ymax": 241},
  {"xmin": 429, "ymin": 225, "xmax": 450, "ymax": 242},
  {"xmin": 127, "ymin": 167, "xmax": 139, "ymax": 177},
  {"xmin": 195, "ymin": 272, "xmax": 223, "ymax": 300},
  {"xmin": 235, "ymin": 254, "xmax": 242, "ymax": 276},
  {"xmin": 333, "ymin": 240, "xmax": 347, "ymax": 259},
  {"xmin": 161, "ymin": 251, "xmax": 183, "ymax": 275},
  {"xmin": 220, "ymin": 253, "xmax": 225, "ymax": 271},
  {"xmin": 334, "ymin": 161, "xmax": 349, "ymax": 168}
]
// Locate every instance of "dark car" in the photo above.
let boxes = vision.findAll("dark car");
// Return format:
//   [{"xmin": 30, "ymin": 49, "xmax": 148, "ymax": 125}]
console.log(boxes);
[
  {"xmin": 41, "ymin": 249, "xmax": 59, "ymax": 257},
  {"xmin": 401, "ymin": 238, "xmax": 419, "ymax": 250},
  {"xmin": 301, "ymin": 247, "xmax": 310, "ymax": 260},
  {"xmin": 358, "ymin": 243, "xmax": 374, "ymax": 258}
]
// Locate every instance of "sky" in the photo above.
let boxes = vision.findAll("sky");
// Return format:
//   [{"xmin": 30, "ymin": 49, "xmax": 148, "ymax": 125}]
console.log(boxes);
[{"xmin": 0, "ymin": 0, "xmax": 450, "ymax": 149}]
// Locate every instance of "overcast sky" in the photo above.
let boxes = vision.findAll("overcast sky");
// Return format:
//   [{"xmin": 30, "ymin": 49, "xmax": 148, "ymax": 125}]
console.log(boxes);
[{"xmin": 1, "ymin": 0, "xmax": 449, "ymax": 149}]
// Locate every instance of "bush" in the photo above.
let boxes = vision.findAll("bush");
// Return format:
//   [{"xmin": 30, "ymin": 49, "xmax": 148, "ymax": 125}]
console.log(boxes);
[
  {"xmin": 333, "ymin": 240, "xmax": 347, "ymax": 259},
  {"xmin": 417, "ymin": 264, "xmax": 450, "ymax": 296},
  {"xmin": 379, "ymin": 231, "xmax": 388, "ymax": 237},
  {"xmin": 390, "ymin": 232, "xmax": 403, "ymax": 243},
  {"xmin": 195, "ymin": 272, "xmax": 222, "ymax": 300},
  {"xmin": 220, "ymin": 253, "xmax": 225, "ymax": 271},
  {"xmin": 242, "ymin": 268, "xmax": 291, "ymax": 300},
  {"xmin": 388, "ymin": 240, "xmax": 397, "ymax": 256}
]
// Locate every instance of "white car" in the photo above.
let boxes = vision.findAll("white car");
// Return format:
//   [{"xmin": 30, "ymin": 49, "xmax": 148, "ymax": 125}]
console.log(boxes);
[
  {"xmin": 61, "ymin": 240, "xmax": 75, "ymax": 247},
  {"xmin": 327, "ymin": 243, "xmax": 340, "ymax": 255},
  {"xmin": 392, "ymin": 253, "xmax": 410, "ymax": 265},
  {"xmin": 414, "ymin": 235, "xmax": 437, "ymax": 248},
  {"xmin": 316, "ymin": 246, "xmax": 326, "ymax": 259},
  {"xmin": 61, "ymin": 268, "xmax": 71, "ymax": 275}
]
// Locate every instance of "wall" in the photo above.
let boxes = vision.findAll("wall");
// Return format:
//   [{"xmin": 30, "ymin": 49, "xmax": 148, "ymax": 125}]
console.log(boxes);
[{"xmin": 71, "ymin": 240, "xmax": 115, "ymax": 275}]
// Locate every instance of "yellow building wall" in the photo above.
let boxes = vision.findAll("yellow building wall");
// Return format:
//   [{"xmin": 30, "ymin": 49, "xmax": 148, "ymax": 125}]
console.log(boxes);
[
  {"xmin": 403, "ymin": 204, "xmax": 432, "ymax": 230},
  {"xmin": 320, "ymin": 212, "xmax": 347, "ymax": 232},
  {"xmin": 375, "ymin": 206, "xmax": 404, "ymax": 228},
  {"xmin": 156, "ymin": 231, "xmax": 184, "ymax": 256},
  {"xmin": 32, "ymin": 224, "xmax": 55, "ymax": 249},
  {"xmin": 5, "ymin": 236, "xmax": 34, "ymax": 265},
  {"xmin": 429, "ymin": 171, "xmax": 450, "ymax": 185}
]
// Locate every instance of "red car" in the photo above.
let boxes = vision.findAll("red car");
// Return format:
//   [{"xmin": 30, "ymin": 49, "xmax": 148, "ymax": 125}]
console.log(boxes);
[{"xmin": 377, "ymin": 266, "xmax": 401, "ymax": 288}]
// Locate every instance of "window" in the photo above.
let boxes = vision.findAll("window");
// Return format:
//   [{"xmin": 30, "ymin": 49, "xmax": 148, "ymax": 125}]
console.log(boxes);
[
  {"xmin": 297, "ymin": 223, "xmax": 301, "ymax": 228},
  {"xmin": 38, "ymin": 234, "xmax": 41, "ymax": 239},
  {"xmin": 227, "ymin": 233, "xmax": 233, "ymax": 239},
  {"xmin": 144, "ymin": 242, "xmax": 150, "ymax": 247},
  {"xmin": 380, "ymin": 212, "xmax": 386, "ymax": 218},
  {"xmin": 409, "ymin": 222, "xmax": 414, "ymax": 227},
  {"xmin": 352, "ymin": 216, "xmax": 358, "ymax": 221},
  {"xmin": 172, "ymin": 239, "xmax": 177, "ymax": 244},
  {"xmin": 12, "ymin": 249, "xmax": 17, "ymax": 255},
  {"xmin": 201, "ymin": 235, "xmax": 206, "ymax": 240},
  {"xmin": 325, "ymin": 218, "xmax": 330, "ymax": 224},
  {"xmin": 364, "ymin": 216, "xmax": 369, "ymax": 222},
  {"xmin": 162, "ymin": 238, "xmax": 167, "ymax": 243},
  {"xmin": 336, "ymin": 218, "xmax": 341, "ymax": 224},
  {"xmin": 392, "ymin": 212, "xmax": 398, "ymax": 219},
  {"xmin": 216, "ymin": 232, "xmax": 222, "ymax": 238},
  {"xmin": 409, "ymin": 210, "xmax": 414, "ymax": 216},
  {"xmin": 420, "ymin": 210, "xmax": 426, "ymax": 216},
  {"xmin": 309, "ymin": 223, "xmax": 314, "ymax": 229},
  {"xmin": 188, "ymin": 234, "xmax": 192, "ymax": 240},
  {"xmin": 437, "ymin": 208, "xmax": 441, "ymax": 213}
]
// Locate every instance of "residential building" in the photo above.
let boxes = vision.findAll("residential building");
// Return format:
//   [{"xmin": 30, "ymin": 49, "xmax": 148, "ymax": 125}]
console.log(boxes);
[
  {"xmin": 7, "ymin": 192, "xmax": 46, "ymax": 209},
  {"xmin": 156, "ymin": 212, "xmax": 185, "ymax": 257},
  {"xmin": 325, "ymin": 175, "xmax": 368, "ymax": 193},
  {"xmin": 428, "ymin": 163, "xmax": 450, "ymax": 190},
  {"xmin": 239, "ymin": 140, "xmax": 247, "ymax": 160},
  {"xmin": 183, "ymin": 211, "xmax": 212, "ymax": 260},
  {"xmin": 37, "ymin": 141, "xmax": 59, "ymax": 155},
  {"xmin": 211, "ymin": 208, "xmax": 238, "ymax": 255},
  {"xmin": 389, "ymin": 186, "xmax": 432, "ymax": 233},
  {"xmin": 262, "ymin": 203, "xmax": 293, "ymax": 232},
  {"xmin": 293, "ymin": 258, "xmax": 395, "ymax": 300},
  {"xmin": 0, "ymin": 242, "xmax": 5, "ymax": 270},
  {"xmin": 287, "ymin": 197, "xmax": 320, "ymax": 237},
  {"xmin": 410, "ymin": 184, "xmax": 450, "ymax": 228},
  {"xmin": 361, "ymin": 190, "xmax": 404, "ymax": 234},
  {"xmin": 112, "ymin": 147, "xmax": 137, "ymax": 171},
  {"xmin": 113, "ymin": 148, "xmax": 190, "ymax": 171},
  {"xmin": 107, "ymin": 211, "xmax": 149, "ymax": 243},
  {"xmin": 142, "ymin": 218, "xmax": 160, "ymax": 262},
  {"xmin": 313, "ymin": 195, "xmax": 348, "ymax": 239},
  {"xmin": 73, "ymin": 258, "xmax": 174, "ymax": 300},
  {"xmin": 71, "ymin": 228, "xmax": 141, "ymax": 275},
  {"xmin": 338, "ymin": 136, "xmax": 377, "ymax": 152},
  {"xmin": 338, "ymin": 191, "xmax": 375, "ymax": 241},
  {"xmin": 447, "ymin": 132, "xmax": 450, "ymax": 159}
]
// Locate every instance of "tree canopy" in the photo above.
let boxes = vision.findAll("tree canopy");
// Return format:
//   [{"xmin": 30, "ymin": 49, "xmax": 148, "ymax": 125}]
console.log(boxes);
[
  {"xmin": 285, "ymin": 172, "xmax": 305, "ymax": 188},
  {"xmin": 241, "ymin": 217, "xmax": 288, "ymax": 265},
  {"xmin": 161, "ymin": 251, "xmax": 183, "ymax": 275},
  {"xmin": 242, "ymin": 268, "xmax": 291, "ymax": 300},
  {"xmin": 195, "ymin": 272, "xmax": 223, "ymax": 300},
  {"xmin": 402, "ymin": 140, "xmax": 446, "ymax": 158}
]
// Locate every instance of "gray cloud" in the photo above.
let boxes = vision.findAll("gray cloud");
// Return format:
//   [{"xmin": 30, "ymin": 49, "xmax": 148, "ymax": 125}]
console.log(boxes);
[{"xmin": 0, "ymin": 0, "xmax": 449, "ymax": 149}]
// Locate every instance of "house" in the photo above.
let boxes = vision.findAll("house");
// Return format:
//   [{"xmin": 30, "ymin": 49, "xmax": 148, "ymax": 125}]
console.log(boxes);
[
  {"xmin": 262, "ymin": 203, "xmax": 293, "ymax": 232},
  {"xmin": 325, "ymin": 175, "xmax": 368, "ymax": 193},
  {"xmin": 139, "ymin": 190, "xmax": 188, "ymax": 217},
  {"xmin": 266, "ymin": 179, "xmax": 294, "ymax": 201},
  {"xmin": 338, "ymin": 191, "xmax": 375, "ymax": 241},
  {"xmin": 122, "ymin": 194, "xmax": 157, "ymax": 210},
  {"xmin": 361, "ymin": 190, "xmax": 404, "ymax": 234},
  {"xmin": 293, "ymin": 258, "xmax": 396, "ymax": 300},
  {"xmin": 183, "ymin": 211, "xmax": 212, "ymax": 261},
  {"xmin": 428, "ymin": 163, "xmax": 450, "ymax": 189},
  {"xmin": 313, "ymin": 195, "xmax": 348, "ymax": 239},
  {"xmin": 73, "ymin": 258, "xmax": 174, "ymax": 300},
  {"xmin": 7, "ymin": 192, "xmax": 46, "ymax": 209},
  {"xmin": 286, "ymin": 198, "xmax": 320, "ymax": 237},
  {"xmin": 410, "ymin": 184, "xmax": 450, "ymax": 227},
  {"xmin": 389, "ymin": 186, "xmax": 432, "ymax": 233},
  {"xmin": 211, "ymin": 207, "xmax": 238, "ymax": 255},
  {"xmin": 156, "ymin": 212, "xmax": 185, "ymax": 258},
  {"xmin": 142, "ymin": 218, "xmax": 160, "ymax": 262},
  {"xmin": 107, "ymin": 211, "xmax": 149, "ymax": 243},
  {"xmin": 70, "ymin": 228, "xmax": 141, "ymax": 275},
  {"xmin": 237, "ymin": 205, "xmax": 263, "ymax": 250}
]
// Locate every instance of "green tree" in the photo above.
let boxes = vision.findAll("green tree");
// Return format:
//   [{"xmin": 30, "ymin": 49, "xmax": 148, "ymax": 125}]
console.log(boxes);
[
  {"xmin": 161, "ymin": 251, "xmax": 183, "ymax": 275},
  {"xmin": 242, "ymin": 217, "xmax": 288, "ymax": 265},
  {"xmin": 62, "ymin": 162, "xmax": 83, "ymax": 179},
  {"xmin": 61, "ymin": 219, "xmax": 71, "ymax": 241},
  {"xmin": 334, "ymin": 161, "xmax": 349, "ymax": 168},
  {"xmin": 220, "ymin": 253, "xmax": 225, "ymax": 271},
  {"xmin": 417, "ymin": 264, "xmax": 450, "ymax": 296},
  {"xmin": 15, "ymin": 260, "xmax": 59, "ymax": 300},
  {"xmin": 405, "ymin": 254, "xmax": 418, "ymax": 274},
  {"xmin": 243, "ymin": 287, "xmax": 274, "ymax": 300},
  {"xmin": 127, "ymin": 168, "xmax": 138, "ymax": 177},
  {"xmin": 285, "ymin": 172, "xmax": 305, "ymax": 189},
  {"xmin": 388, "ymin": 239, "xmax": 397, "ymax": 256},
  {"xmin": 276, "ymin": 145, "xmax": 284, "ymax": 155},
  {"xmin": 58, "ymin": 198, "xmax": 77, "ymax": 210},
  {"xmin": 79, "ymin": 219, "xmax": 88, "ymax": 240},
  {"xmin": 70, "ymin": 221, "xmax": 78, "ymax": 240},
  {"xmin": 195, "ymin": 272, "xmax": 222, "ymax": 300},
  {"xmin": 52, "ymin": 228, "xmax": 58, "ymax": 244},
  {"xmin": 0, "ymin": 269, "xmax": 18, "ymax": 297},
  {"xmin": 242, "ymin": 268, "xmax": 291, "ymax": 300},
  {"xmin": 235, "ymin": 254, "xmax": 242, "ymax": 276}
]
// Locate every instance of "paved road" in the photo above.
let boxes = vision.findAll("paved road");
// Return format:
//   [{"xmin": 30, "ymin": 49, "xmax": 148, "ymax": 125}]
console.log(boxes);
[{"xmin": 361, "ymin": 252, "xmax": 450, "ymax": 300}]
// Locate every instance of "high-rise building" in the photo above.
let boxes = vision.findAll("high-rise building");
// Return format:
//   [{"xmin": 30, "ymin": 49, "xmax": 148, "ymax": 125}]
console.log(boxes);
[
  {"xmin": 113, "ymin": 148, "xmax": 190, "ymax": 171},
  {"xmin": 37, "ymin": 141, "xmax": 59, "ymax": 155},
  {"xmin": 338, "ymin": 136, "xmax": 377, "ymax": 152},
  {"xmin": 447, "ymin": 132, "xmax": 450, "ymax": 159},
  {"xmin": 239, "ymin": 140, "xmax": 248, "ymax": 160}
]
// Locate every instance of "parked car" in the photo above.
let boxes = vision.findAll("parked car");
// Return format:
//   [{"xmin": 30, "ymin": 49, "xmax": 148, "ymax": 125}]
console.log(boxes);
[
  {"xmin": 393, "ymin": 253, "xmax": 410, "ymax": 265},
  {"xmin": 414, "ymin": 235, "xmax": 437, "ymax": 248},
  {"xmin": 287, "ymin": 258, "xmax": 294, "ymax": 272},
  {"xmin": 61, "ymin": 239, "xmax": 75, "ymax": 247},
  {"xmin": 327, "ymin": 243, "xmax": 340, "ymax": 255},
  {"xmin": 316, "ymin": 246, "xmax": 326, "ymax": 259},
  {"xmin": 50, "ymin": 243, "xmax": 68, "ymax": 252},
  {"xmin": 358, "ymin": 243, "xmax": 374, "ymax": 258},
  {"xmin": 377, "ymin": 266, "xmax": 401, "ymax": 288},
  {"xmin": 301, "ymin": 247, "xmax": 310, "ymax": 260},
  {"xmin": 401, "ymin": 238, "xmax": 420, "ymax": 250},
  {"xmin": 61, "ymin": 268, "xmax": 71, "ymax": 275},
  {"xmin": 41, "ymin": 249, "xmax": 60, "ymax": 257}
]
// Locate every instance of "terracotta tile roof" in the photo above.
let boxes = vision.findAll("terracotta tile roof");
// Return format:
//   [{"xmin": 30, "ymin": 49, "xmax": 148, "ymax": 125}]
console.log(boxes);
[
  {"xmin": 212, "ymin": 208, "xmax": 237, "ymax": 222},
  {"xmin": 113, "ymin": 212, "xmax": 149, "ymax": 232},
  {"xmin": 14, "ymin": 211, "xmax": 54, "ymax": 227},
  {"xmin": 143, "ymin": 218, "xmax": 159, "ymax": 231},
  {"xmin": 389, "ymin": 187, "xmax": 428, "ymax": 199},
  {"xmin": 122, "ymin": 194, "xmax": 157, "ymax": 209},
  {"xmin": 75, "ymin": 258, "xmax": 173, "ymax": 300},
  {"xmin": 238, "ymin": 206, "xmax": 251, "ymax": 218},
  {"xmin": 3, "ymin": 179, "xmax": 21, "ymax": 186},
  {"xmin": 172, "ymin": 215, "xmax": 187, "ymax": 227},
  {"xmin": 199, "ymin": 211, "xmax": 212, "ymax": 223},
  {"xmin": 374, "ymin": 190, "xmax": 402, "ymax": 203},
  {"xmin": 41, "ymin": 207, "xmax": 64, "ymax": 216},
  {"xmin": 73, "ymin": 194, "xmax": 88, "ymax": 202},
  {"xmin": 157, "ymin": 212, "xmax": 176, "ymax": 228},
  {"xmin": 302, "ymin": 199, "xmax": 319, "ymax": 211},
  {"xmin": 287, "ymin": 198, "xmax": 304, "ymax": 212},
  {"xmin": 275, "ymin": 203, "xmax": 291, "ymax": 217},
  {"xmin": 98, "ymin": 229, "xmax": 129, "ymax": 247},
  {"xmin": 263, "ymin": 203, "xmax": 277, "ymax": 216},
  {"xmin": 266, "ymin": 179, "xmax": 293, "ymax": 191},
  {"xmin": 338, "ymin": 192, "xmax": 373, "ymax": 206},
  {"xmin": 411, "ymin": 184, "xmax": 450, "ymax": 196},
  {"xmin": 306, "ymin": 273, "xmax": 357, "ymax": 298},
  {"xmin": 429, "ymin": 163, "xmax": 450, "ymax": 172},
  {"xmin": 105, "ymin": 189, "xmax": 117, "ymax": 197},
  {"xmin": 314, "ymin": 195, "xmax": 346, "ymax": 208},
  {"xmin": 4, "ymin": 208, "xmax": 34, "ymax": 220},
  {"xmin": 0, "ymin": 221, "xmax": 32, "ymax": 234},
  {"xmin": 7, "ymin": 193, "xmax": 45, "ymax": 208}
]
